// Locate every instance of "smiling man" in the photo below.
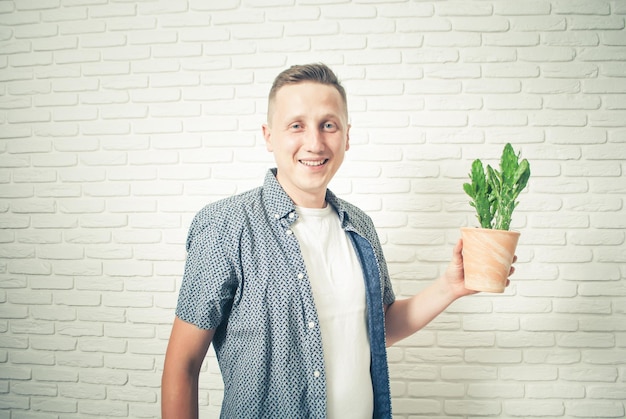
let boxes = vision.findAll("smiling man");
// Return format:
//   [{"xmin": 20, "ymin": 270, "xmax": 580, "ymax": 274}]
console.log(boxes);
[{"xmin": 161, "ymin": 63, "xmax": 508, "ymax": 419}]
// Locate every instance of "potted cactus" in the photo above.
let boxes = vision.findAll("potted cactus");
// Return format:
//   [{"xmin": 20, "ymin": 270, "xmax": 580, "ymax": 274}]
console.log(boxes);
[{"xmin": 461, "ymin": 143, "xmax": 531, "ymax": 293}]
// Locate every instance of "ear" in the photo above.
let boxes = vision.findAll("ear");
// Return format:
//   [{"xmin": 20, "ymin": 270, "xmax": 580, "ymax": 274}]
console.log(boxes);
[
  {"xmin": 262, "ymin": 124, "xmax": 273, "ymax": 152},
  {"xmin": 345, "ymin": 124, "xmax": 351, "ymax": 151}
]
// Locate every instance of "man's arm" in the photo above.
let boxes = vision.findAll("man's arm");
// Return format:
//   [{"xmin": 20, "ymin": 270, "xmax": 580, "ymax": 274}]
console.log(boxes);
[
  {"xmin": 162, "ymin": 317, "xmax": 215, "ymax": 419},
  {"xmin": 384, "ymin": 239, "xmax": 513, "ymax": 347}
]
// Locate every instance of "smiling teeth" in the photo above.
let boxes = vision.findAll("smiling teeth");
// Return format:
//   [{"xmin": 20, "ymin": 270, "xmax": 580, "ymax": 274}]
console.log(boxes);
[{"xmin": 301, "ymin": 160, "xmax": 327, "ymax": 167}]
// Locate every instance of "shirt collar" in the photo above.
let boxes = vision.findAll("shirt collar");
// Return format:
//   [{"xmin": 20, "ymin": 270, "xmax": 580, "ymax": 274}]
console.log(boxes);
[
  {"xmin": 262, "ymin": 168, "xmax": 351, "ymax": 228},
  {"xmin": 263, "ymin": 168, "xmax": 297, "ymax": 221}
]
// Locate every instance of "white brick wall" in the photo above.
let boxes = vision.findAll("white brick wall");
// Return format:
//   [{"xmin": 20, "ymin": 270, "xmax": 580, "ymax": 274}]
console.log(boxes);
[{"xmin": 1, "ymin": 1, "xmax": 625, "ymax": 418}]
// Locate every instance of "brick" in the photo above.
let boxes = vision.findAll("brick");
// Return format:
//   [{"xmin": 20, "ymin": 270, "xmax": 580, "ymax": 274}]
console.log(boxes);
[
  {"xmin": 389, "ymin": 363, "xmax": 438, "ymax": 380},
  {"xmin": 31, "ymin": 213, "xmax": 79, "ymax": 228},
  {"xmin": 565, "ymin": 401, "xmax": 625, "ymax": 418},
  {"xmin": 7, "ymin": 138, "xmax": 52, "ymax": 155},
  {"xmin": 510, "ymin": 16, "xmax": 567, "ymax": 31},
  {"xmin": 55, "ymin": 291, "xmax": 100, "ymax": 307},
  {"xmin": 521, "ymin": 316, "xmax": 579, "ymax": 332},
  {"xmin": 585, "ymin": 79, "xmax": 626, "ymax": 94},
  {"xmin": 80, "ymin": 369, "xmax": 128, "ymax": 385},
  {"xmin": 451, "ymin": 17, "xmax": 510, "ymax": 32},
  {"xmin": 59, "ymin": 383, "xmax": 105, "ymax": 400},
  {"xmin": 527, "ymin": 382, "xmax": 585, "ymax": 398},
  {"xmin": 505, "ymin": 400, "xmax": 565, "ymax": 416},
  {"xmin": 56, "ymin": 322, "xmax": 102, "ymax": 337},
  {"xmin": 561, "ymin": 261, "xmax": 622, "ymax": 280},
  {"xmin": 462, "ymin": 315, "xmax": 520, "ymax": 331},
  {"xmin": 79, "ymin": 337, "xmax": 126, "ymax": 353},
  {"xmin": 543, "ymin": 31, "xmax": 600, "ymax": 46},
  {"xmin": 53, "ymin": 260, "xmax": 102, "ymax": 276},
  {"xmin": 81, "ymin": 90, "xmax": 129, "ymax": 104},
  {"xmin": 0, "ymin": 394, "xmax": 29, "ymax": 409},
  {"xmin": 405, "ymin": 348, "xmax": 463, "ymax": 363},
  {"xmin": 403, "ymin": 48, "xmax": 456, "ymax": 64},
  {"xmin": 393, "ymin": 398, "xmax": 441, "ymax": 415},
  {"xmin": 57, "ymin": 199, "xmax": 106, "ymax": 214},
  {"xmin": 397, "ymin": 17, "xmax": 452, "ymax": 33},
  {"xmin": 498, "ymin": 331, "xmax": 556, "ymax": 347},
  {"xmin": 463, "ymin": 46, "xmax": 517, "ymax": 63},
  {"xmin": 82, "ymin": 62, "xmax": 130, "ymax": 77},
  {"xmin": 53, "ymin": 107, "xmax": 98, "ymax": 122},
  {"xmin": 484, "ymin": 32, "xmax": 540, "ymax": 47},
  {"xmin": 12, "ymin": 382, "xmax": 57, "ymax": 397},
  {"xmin": 579, "ymin": 281, "xmax": 626, "ymax": 296},
  {"xmin": 560, "ymin": 366, "xmax": 619, "ymax": 382},
  {"xmin": 29, "ymin": 276, "xmax": 73, "ymax": 290},
  {"xmin": 408, "ymin": 381, "xmax": 465, "ymax": 398},
  {"xmin": 104, "ymin": 261, "xmax": 152, "ymax": 277},
  {"xmin": 555, "ymin": 299, "xmax": 612, "ymax": 314},
  {"xmin": 444, "ymin": 400, "xmax": 502, "ymax": 416},
  {"xmin": 105, "ymin": 324, "xmax": 155, "ymax": 339},
  {"xmin": 75, "ymin": 276, "xmax": 123, "ymax": 292},
  {"xmin": 102, "ymin": 293, "xmax": 152, "ymax": 308},
  {"xmin": 105, "ymin": 354, "xmax": 155, "ymax": 370},
  {"xmin": 558, "ymin": 332, "xmax": 616, "ymax": 348},
  {"xmin": 569, "ymin": 16, "xmax": 624, "ymax": 30},
  {"xmin": 64, "ymin": 230, "xmax": 111, "ymax": 245},
  {"xmin": 79, "ymin": 400, "xmax": 129, "ymax": 416},
  {"xmin": 0, "ymin": 185, "xmax": 34, "ymax": 198},
  {"xmin": 425, "ymin": 32, "xmax": 481, "ymax": 47},
  {"xmin": 501, "ymin": 365, "xmax": 559, "ymax": 381},
  {"xmin": 465, "ymin": 349, "xmax": 523, "ymax": 364},
  {"xmin": 8, "ymin": 259, "xmax": 51, "ymax": 275},
  {"xmin": 438, "ymin": 332, "xmax": 495, "ymax": 347},
  {"xmin": 583, "ymin": 350, "xmax": 626, "ymax": 365},
  {"xmin": 469, "ymin": 382, "xmax": 525, "ymax": 399},
  {"xmin": 10, "ymin": 51, "xmax": 53, "ymax": 67},
  {"xmin": 601, "ymin": 31, "xmax": 626, "ymax": 46},
  {"xmin": 603, "ymin": 94, "xmax": 626, "ymax": 110},
  {"xmin": 31, "ymin": 397, "xmax": 77, "ymax": 413},
  {"xmin": 587, "ymin": 384, "xmax": 626, "ymax": 399},
  {"xmin": 32, "ymin": 367, "xmax": 78, "ymax": 383},
  {"xmin": 31, "ymin": 153, "xmax": 77, "ymax": 167},
  {"xmin": 11, "ymin": 351, "xmax": 55, "ymax": 366},
  {"xmin": 30, "ymin": 335, "xmax": 77, "ymax": 351}
]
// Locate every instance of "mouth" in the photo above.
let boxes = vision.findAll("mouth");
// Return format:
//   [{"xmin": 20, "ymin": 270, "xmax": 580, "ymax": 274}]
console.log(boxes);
[{"xmin": 299, "ymin": 159, "xmax": 328, "ymax": 167}]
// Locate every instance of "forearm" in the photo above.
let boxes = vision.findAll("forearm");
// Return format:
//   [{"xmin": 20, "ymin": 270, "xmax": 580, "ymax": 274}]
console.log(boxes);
[
  {"xmin": 161, "ymin": 370, "xmax": 199, "ymax": 419},
  {"xmin": 384, "ymin": 277, "xmax": 458, "ymax": 347}
]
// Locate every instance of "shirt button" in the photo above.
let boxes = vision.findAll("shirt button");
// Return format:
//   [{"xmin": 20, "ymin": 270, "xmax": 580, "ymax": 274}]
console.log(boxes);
[
  {"xmin": 286, "ymin": 229, "xmax": 293, "ymax": 235},
  {"xmin": 314, "ymin": 370, "xmax": 320, "ymax": 378},
  {"xmin": 297, "ymin": 273, "xmax": 304, "ymax": 280},
  {"xmin": 274, "ymin": 213, "xmax": 279, "ymax": 219},
  {"xmin": 308, "ymin": 321, "xmax": 315, "ymax": 329},
  {"xmin": 289, "ymin": 212, "xmax": 295, "ymax": 219}
]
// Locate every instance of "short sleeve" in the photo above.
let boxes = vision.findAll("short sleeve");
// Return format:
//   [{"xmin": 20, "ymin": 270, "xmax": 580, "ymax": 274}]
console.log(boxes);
[{"xmin": 175, "ymin": 209, "xmax": 238, "ymax": 330}]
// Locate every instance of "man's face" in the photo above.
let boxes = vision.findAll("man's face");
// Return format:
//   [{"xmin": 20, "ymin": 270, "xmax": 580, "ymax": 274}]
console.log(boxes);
[{"xmin": 263, "ymin": 82, "xmax": 350, "ymax": 208}]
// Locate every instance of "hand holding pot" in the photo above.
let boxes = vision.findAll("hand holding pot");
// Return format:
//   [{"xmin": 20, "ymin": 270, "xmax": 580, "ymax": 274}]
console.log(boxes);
[{"xmin": 442, "ymin": 238, "xmax": 516, "ymax": 297}]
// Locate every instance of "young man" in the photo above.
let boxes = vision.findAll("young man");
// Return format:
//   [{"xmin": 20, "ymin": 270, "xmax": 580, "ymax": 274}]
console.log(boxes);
[{"xmin": 161, "ymin": 63, "xmax": 510, "ymax": 418}]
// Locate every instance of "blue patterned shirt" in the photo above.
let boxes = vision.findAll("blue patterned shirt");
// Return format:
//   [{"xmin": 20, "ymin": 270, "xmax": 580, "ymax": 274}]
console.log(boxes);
[{"xmin": 176, "ymin": 169, "xmax": 396, "ymax": 418}]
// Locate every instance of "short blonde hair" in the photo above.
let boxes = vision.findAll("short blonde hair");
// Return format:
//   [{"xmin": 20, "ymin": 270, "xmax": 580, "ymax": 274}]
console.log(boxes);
[{"xmin": 267, "ymin": 63, "xmax": 348, "ymax": 122}]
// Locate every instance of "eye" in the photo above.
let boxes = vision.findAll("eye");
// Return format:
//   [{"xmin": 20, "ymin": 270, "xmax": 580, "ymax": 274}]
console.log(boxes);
[
  {"xmin": 289, "ymin": 123, "xmax": 302, "ymax": 130},
  {"xmin": 323, "ymin": 122, "xmax": 338, "ymax": 131}
]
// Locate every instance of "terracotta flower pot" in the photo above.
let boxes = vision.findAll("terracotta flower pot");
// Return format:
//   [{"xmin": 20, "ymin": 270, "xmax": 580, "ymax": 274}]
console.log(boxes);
[{"xmin": 460, "ymin": 227, "xmax": 520, "ymax": 293}]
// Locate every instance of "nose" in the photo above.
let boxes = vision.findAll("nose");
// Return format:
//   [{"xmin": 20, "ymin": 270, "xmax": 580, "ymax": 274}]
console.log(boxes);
[{"xmin": 304, "ymin": 127, "xmax": 324, "ymax": 153}]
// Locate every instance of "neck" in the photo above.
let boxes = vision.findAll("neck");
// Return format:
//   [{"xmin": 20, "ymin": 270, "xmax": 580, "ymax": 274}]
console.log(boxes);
[{"xmin": 290, "ymin": 193, "xmax": 327, "ymax": 209}]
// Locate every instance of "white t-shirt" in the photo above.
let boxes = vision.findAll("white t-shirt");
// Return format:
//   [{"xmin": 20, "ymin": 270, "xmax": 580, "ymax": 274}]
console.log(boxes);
[{"xmin": 291, "ymin": 205, "xmax": 373, "ymax": 419}]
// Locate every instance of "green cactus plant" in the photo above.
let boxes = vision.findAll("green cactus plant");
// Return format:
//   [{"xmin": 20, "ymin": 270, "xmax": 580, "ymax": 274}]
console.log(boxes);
[{"xmin": 463, "ymin": 143, "xmax": 531, "ymax": 231}]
